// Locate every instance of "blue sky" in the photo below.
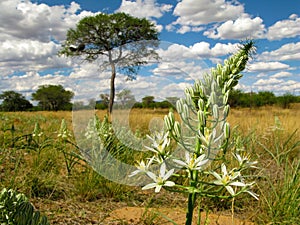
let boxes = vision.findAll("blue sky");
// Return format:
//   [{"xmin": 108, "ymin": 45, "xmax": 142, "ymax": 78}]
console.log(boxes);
[{"xmin": 0, "ymin": 0, "xmax": 300, "ymax": 103}]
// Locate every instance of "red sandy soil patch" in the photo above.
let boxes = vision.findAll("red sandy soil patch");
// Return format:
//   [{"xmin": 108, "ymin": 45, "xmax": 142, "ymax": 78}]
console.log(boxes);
[
  {"xmin": 104, "ymin": 206, "xmax": 255, "ymax": 225},
  {"xmin": 31, "ymin": 197, "xmax": 255, "ymax": 225}
]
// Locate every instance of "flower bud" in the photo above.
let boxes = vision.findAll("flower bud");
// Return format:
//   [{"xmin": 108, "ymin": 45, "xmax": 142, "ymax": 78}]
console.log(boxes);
[
  {"xmin": 211, "ymin": 80, "xmax": 217, "ymax": 92},
  {"xmin": 232, "ymin": 68, "xmax": 238, "ymax": 75},
  {"xmin": 198, "ymin": 99, "xmax": 205, "ymax": 111},
  {"xmin": 182, "ymin": 104, "xmax": 189, "ymax": 119},
  {"xmin": 217, "ymin": 63, "xmax": 222, "ymax": 73},
  {"xmin": 199, "ymin": 85, "xmax": 205, "ymax": 98},
  {"xmin": 198, "ymin": 130, "xmax": 208, "ymax": 146},
  {"xmin": 164, "ymin": 115, "xmax": 172, "ymax": 130},
  {"xmin": 212, "ymin": 104, "xmax": 219, "ymax": 119},
  {"xmin": 226, "ymin": 78, "xmax": 234, "ymax": 89},
  {"xmin": 216, "ymin": 75, "xmax": 222, "ymax": 87},
  {"xmin": 174, "ymin": 121, "xmax": 181, "ymax": 138},
  {"xmin": 222, "ymin": 85, "xmax": 227, "ymax": 95},
  {"xmin": 224, "ymin": 122, "xmax": 230, "ymax": 139},
  {"xmin": 204, "ymin": 74, "xmax": 210, "ymax": 86},
  {"xmin": 223, "ymin": 90, "xmax": 230, "ymax": 105},
  {"xmin": 235, "ymin": 73, "xmax": 243, "ymax": 80},
  {"xmin": 197, "ymin": 110, "xmax": 206, "ymax": 126},
  {"xmin": 210, "ymin": 91, "xmax": 217, "ymax": 105},
  {"xmin": 185, "ymin": 87, "xmax": 194, "ymax": 97},
  {"xmin": 223, "ymin": 104, "xmax": 230, "ymax": 118},
  {"xmin": 176, "ymin": 99, "xmax": 183, "ymax": 113},
  {"xmin": 236, "ymin": 59, "xmax": 243, "ymax": 69},
  {"xmin": 185, "ymin": 92, "xmax": 193, "ymax": 106},
  {"xmin": 194, "ymin": 81, "xmax": 201, "ymax": 92},
  {"xmin": 168, "ymin": 111, "xmax": 175, "ymax": 125},
  {"xmin": 221, "ymin": 68, "xmax": 227, "ymax": 80}
]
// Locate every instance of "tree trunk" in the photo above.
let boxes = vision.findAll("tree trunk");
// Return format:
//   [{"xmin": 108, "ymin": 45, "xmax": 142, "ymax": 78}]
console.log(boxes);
[{"xmin": 109, "ymin": 61, "xmax": 116, "ymax": 114}]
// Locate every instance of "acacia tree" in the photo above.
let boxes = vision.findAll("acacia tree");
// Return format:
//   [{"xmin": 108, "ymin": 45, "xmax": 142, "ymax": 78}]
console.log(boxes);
[
  {"xmin": 0, "ymin": 91, "xmax": 32, "ymax": 111},
  {"xmin": 32, "ymin": 85, "xmax": 74, "ymax": 111},
  {"xmin": 116, "ymin": 89, "xmax": 136, "ymax": 107},
  {"xmin": 59, "ymin": 12, "xmax": 159, "ymax": 113}
]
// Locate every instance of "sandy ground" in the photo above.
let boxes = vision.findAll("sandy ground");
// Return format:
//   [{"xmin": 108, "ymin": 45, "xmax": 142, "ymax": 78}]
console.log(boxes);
[
  {"xmin": 104, "ymin": 206, "xmax": 255, "ymax": 225},
  {"xmin": 33, "ymin": 198, "xmax": 255, "ymax": 225}
]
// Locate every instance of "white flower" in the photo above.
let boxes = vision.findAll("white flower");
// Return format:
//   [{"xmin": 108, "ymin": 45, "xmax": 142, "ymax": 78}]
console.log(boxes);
[
  {"xmin": 142, "ymin": 163, "xmax": 175, "ymax": 193},
  {"xmin": 129, "ymin": 157, "xmax": 154, "ymax": 177},
  {"xmin": 233, "ymin": 152, "xmax": 258, "ymax": 169},
  {"xmin": 145, "ymin": 131, "xmax": 170, "ymax": 155},
  {"xmin": 173, "ymin": 151, "xmax": 209, "ymax": 171},
  {"xmin": 211, "ymin": 164, "xmax": 246, "ymax": 196}
]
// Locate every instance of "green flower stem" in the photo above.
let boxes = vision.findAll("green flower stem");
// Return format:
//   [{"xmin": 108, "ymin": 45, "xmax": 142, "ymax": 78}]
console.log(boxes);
[
  {"xmin": 185, "ymin": 135, "xmax": 204, "ymax": 225},
  {"xmin": 186, "ymin": 191, "xmax": 197, "ymax": 225}
]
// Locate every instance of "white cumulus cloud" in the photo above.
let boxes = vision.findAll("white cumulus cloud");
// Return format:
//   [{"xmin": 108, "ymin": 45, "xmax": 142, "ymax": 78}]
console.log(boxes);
[
  {"xmin": 259, "ymin": 42, "xmax": 300, "ymax": 61},
  {"xmin": 267, "ymin": 14, "xmax": 300, "ymax": 40},
  {"xmin": 173, "ymin": 0, "xmax": 244, "ymax": 26},
  {"xmin": 204, "ymin": 14, "xmax": 266, "ymax": 39},
  {"xmin": 248, "ymin": 62, "xmax": 290, "ymax": 72},
  {"xmin": 190, "ymin": 42, "xmax": 239, "ymax": 57},
  {"xmin": 0, "ymin": 40, "xmax": 69, "ymax": 76},
  {"xmin": 270, "ymin": 72, "xmax": 293, "ymax": 78},
  {"xmin": 117, "ymin": 0, "xmax": 172, "ymax": 18},
  {"xmin": 0, "ymin": 0, "xmax": 95, "ymax": 43}
]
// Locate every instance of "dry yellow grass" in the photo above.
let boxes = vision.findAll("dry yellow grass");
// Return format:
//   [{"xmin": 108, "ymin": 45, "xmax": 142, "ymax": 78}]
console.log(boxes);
[
  {"xmin": 3, "ymin": 104, "xmax": 298, "ymax": 139},
  {"xmin": 112, "ymin": 105, "xmax": 300, "ymax": 139},
  {"xmin": 228, "ymin": 105, "xmax": 300, "ymax": 138}
]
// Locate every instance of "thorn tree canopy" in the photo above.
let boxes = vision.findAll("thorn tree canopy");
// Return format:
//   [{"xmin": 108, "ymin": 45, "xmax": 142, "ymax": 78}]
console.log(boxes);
[
  {"xmin": 0, "ymin": 91, "xmax": 33, "ymax": 112},
  {"xmin": 32, "ymin": 85, "xmax": 74, "ymax": 111},
  {"xmin": 59, "ymin": 12, "xmax": 160, "ymax": 113}
]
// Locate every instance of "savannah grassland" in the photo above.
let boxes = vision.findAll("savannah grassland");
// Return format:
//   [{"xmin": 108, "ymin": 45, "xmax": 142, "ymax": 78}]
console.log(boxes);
[{"xmin": 0, "ymin": 105, "xmax": 299, "ymax": 224}]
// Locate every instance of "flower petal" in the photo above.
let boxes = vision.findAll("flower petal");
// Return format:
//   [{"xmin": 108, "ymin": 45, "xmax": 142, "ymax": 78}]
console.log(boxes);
[
  {"xmin": 146, "ymin": 171, "xmax": 157, "ymax": 182},
  {"xmin": 164, "ymin": 181, "xmax": 175, "ymax": 187},
  {"xmin": 230, "ymin": 181, "xmax": 246, "ymax": 187},
  {"xmin": 142, "ymin": 183, "xmax": 157, "ymax": 190},
  {"xmin": 221, "ymin": 164, "xmax": 227, "ymax": 176},
  {"xmin": 155, "ymin": 185, "xmax": 162, "ymax": 193},
  {"xmin": 164, "ymin": 168, "xmax": 175, "ymax": 180},
  {"xmin": 129, "ymin": 170, "xmax": 140, "ymax": 177},
  {"xmin": 160, "ymin": 163, "xmax": 166, "ymax": 177},
  {"xmin": 211, "ymin": 171, "xmax": 222, "ymax": 181},
  {"xmin": 225, "ymin": 185, "xmax": 235, "ymax": 195},
  {"xmin": 173, "ymin": 159, "xmax": 187, "ymax": 167}
]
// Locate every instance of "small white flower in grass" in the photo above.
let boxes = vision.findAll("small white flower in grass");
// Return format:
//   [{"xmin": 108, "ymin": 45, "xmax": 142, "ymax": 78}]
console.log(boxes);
[
  {"xmin": 233, "ymin": 152, "xmax": 258, "ymax": 169},
  {"xmin": 129, "ymin": 157, "xmax": 154, "ymax": 177},
  {"xmin": 58, "ymin": 119, "xmax": 72, "ymax": 140},
  {"xmin": 173, "ymin": 151, "xmax": 209, "ymax": 171},
  {"xmin": 142, "ymin": 163, "xmax": 175, "ymax": 193},
  {"xmin": 211, "ymin": 163, "xmax": 246, "ymax": 196},
  {"xmin": 32, "ymin": 122, "xmax": 43, "ymax": 137}
]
